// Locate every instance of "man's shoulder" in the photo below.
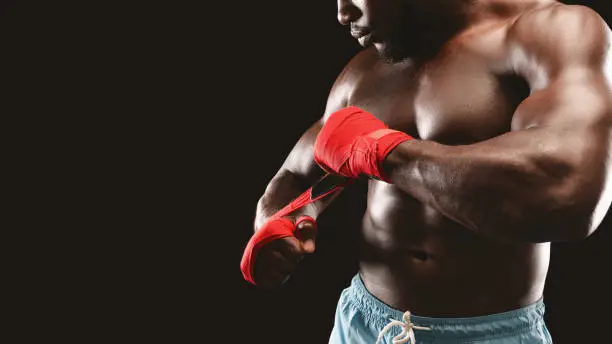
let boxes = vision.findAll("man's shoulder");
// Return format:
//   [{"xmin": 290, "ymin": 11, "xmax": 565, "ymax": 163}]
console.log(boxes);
[
  {"xmin": 329, "ymin": 47, "xmax": 380, "ymax": 93},
  {"xmin": 508, "ymin": 3, "xmax": 609, "ymax": 54},
  {"xmin": 514, "ymin": 2, "xmax": 604, "ymax": 24},
  {"xmin": 340, "ymin": 48, "xmax": 380, "ymax": 77},
  {"xmin": 499, "ymin": 3, "xmax": 610, "ymax": 91}
]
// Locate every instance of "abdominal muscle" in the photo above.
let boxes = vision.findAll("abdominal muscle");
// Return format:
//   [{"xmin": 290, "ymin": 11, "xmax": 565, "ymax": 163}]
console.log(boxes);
[{"xmin": 356, "ymin": 181, "xmax": 550, "ymax": 317}]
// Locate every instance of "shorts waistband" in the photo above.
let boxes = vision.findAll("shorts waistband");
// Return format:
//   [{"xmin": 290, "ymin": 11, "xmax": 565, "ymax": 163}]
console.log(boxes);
[{"xmin": 347, "ymin": 273, "xmax": 546, "ymax": 340}]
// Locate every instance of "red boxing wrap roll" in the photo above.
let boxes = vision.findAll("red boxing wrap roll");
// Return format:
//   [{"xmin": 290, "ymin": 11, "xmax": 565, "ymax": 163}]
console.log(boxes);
[{"xmin": 240, "ymin": 180, "xmax": 344, "ymax": 285}]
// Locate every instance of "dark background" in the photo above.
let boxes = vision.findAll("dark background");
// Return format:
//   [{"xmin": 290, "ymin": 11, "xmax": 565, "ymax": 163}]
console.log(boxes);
[{"xmin": 4, "ymin": 0, "xmax": 611, "ymax": 343}]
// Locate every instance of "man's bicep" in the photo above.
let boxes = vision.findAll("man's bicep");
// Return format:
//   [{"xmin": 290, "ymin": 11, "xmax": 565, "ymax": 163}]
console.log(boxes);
[
  {"xmin": 509, "ymin": 4, "xmax": 609, "ymax": 81},
  {"xmin": 498, "ymin": 4, "xmax": 612, "ymax": 192},
  {"xmin": 511, "ymin": 69, "xmax": 612, "ymax": 131},
  {"xmin": 279, "ymin": 65, "xmax": 352, "ymax": 181},
  {"xmin": 279, "ymin": 120, "xmax": 326, "ymax": 183},
  {"xmin": 509, "ymin": 4, "xmax": 612, "ymax": 130},
  {"xmin": 280, "ymin": 98, "xmax": 349, "ymax": 182}
]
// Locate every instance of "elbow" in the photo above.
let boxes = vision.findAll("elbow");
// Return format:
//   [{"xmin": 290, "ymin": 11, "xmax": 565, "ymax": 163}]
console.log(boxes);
[
  {"xmin": 525, "ymin": 149, "xmax": 611, "ymax": 241},
  {"xmin": 552, "ymin": 211, "xmax": 598, "ymax": 242},
  {"xmin": 535, "ymin": 131, "xmax": 612, "ymax": 240},
  {"xmin": 254, "ymin": 195, "xmax": 267, "ymax": 230},
  {"xmin": 512, "ymin": 205, "xmax": 594, "ymax": 243},
  {"xmin": 554, "ymin": 165, "xmax": 612, "ymax": 241},
  {"xmin": 498, "ymin": 179, "xmax": 598, "ymax": 242},
  {"xmin": 532, "ymin": 182, "xmax": 609, "ymax": 242},
  {"xmin": 553, "ymin": 212, "xmax": 601, "ymax": 242}
]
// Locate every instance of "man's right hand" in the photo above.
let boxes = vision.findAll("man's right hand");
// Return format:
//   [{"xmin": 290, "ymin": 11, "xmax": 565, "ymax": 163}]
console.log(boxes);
[
  {"xmin": 241, "ymin": 215, "xmax": 317, "ymax": 287},
  {"xmin": 253, "ymin": 218, "xmax": 317, "ymax": 288}
]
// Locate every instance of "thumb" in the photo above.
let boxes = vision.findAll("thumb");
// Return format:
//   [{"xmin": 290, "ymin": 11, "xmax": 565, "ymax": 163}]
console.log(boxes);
[{"xmin": 295, "ymin": 217, "xmax": 317, "ymax": 254}]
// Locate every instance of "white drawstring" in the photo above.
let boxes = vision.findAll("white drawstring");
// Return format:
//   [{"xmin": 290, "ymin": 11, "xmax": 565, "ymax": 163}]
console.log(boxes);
[{"xmin": 376, "ymin": 311, "xmax": 431, "ymax": 344}]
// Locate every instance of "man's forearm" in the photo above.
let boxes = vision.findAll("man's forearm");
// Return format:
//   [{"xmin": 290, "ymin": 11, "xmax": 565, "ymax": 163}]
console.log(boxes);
[
  {"xmin": 255, "ymin": 170, "xmax": 340, "ymax": 230},
  {"xmin": 382, "ymin": 131, "xmax": 603, "ymax": 242}
]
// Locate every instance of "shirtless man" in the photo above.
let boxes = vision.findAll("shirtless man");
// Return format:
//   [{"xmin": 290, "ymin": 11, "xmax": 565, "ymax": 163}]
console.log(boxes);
[{"xmin": 240, "ymin": 0, "xmax": 612, "ymax": 342}]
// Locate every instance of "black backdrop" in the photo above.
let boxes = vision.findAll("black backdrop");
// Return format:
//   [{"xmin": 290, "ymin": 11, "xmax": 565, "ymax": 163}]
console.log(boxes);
[{"xmin": 4, "ymin": 1, "xmax": 611, "ymax": 343}]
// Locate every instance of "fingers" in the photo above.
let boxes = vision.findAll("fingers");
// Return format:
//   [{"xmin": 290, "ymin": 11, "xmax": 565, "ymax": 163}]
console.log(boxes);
[
  {"xmin": 254, "ymin": 237, "xmax": 303, "ymax": 288},
  {"xmin": 295, "ymin": 219, "xmax": 317, "ymax": 254},
  {"xmin": 254, "ymin": 249, "xmax": 295, "ymax": 288},
  {"xmin": 274, "ymin": 236, "xmax": 305, "ymax": 264},
  {"xmin": 269, "ymin": 250, "xmax": 298, "ymax": 272},
  {"xmin": 257, "ymin": 269, "xmax": 286, "ymax": 289},
  {"xmin": 252, "ymin": 217, "xmax": 317, "ymax": 288}
]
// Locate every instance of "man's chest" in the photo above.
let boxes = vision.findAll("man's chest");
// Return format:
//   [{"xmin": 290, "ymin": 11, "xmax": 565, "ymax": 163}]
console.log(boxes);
[{"xmin": 347, "ymin": 53, "xmax": 530, "ymax": 145}]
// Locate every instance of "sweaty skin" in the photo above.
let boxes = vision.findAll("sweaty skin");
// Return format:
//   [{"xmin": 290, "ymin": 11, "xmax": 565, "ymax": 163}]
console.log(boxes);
[{"xmin": 253, "ymin": 0, "xmax": 612, "ymax": 316}]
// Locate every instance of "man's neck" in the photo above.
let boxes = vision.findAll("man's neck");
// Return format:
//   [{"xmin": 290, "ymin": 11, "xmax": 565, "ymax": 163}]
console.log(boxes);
[
  {"xmin": 402, "ymin": 0, "xmax": 556, "ymax": 62},
  {"xmin": 466, "ymin": 0, "xmax": 556, "ymax": 22}
]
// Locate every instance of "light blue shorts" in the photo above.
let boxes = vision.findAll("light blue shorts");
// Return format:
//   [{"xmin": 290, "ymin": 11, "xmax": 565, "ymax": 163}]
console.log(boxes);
[{"xmin": 329, "ymin": 274, "xmax": 553, "ymax": 343}]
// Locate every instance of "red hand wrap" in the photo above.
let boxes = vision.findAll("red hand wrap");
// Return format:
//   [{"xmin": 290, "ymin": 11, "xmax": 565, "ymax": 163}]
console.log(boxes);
[
  {"xmin": 240, "ymin": 217, "xmax": 298, "ymax": 285},
  {"xmin": 314, "ymin": 106, "xmax": 413, "ymax": 182},
  {"xmin": 240, "ymin": 180, "xmax": 343, "ymax": 285}
]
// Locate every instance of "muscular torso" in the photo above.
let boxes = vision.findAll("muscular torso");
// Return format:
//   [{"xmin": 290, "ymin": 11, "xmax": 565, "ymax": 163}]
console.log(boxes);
[{"xmin": 338, "ymin": 16, "xmax": 550, "ymax": 316}]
